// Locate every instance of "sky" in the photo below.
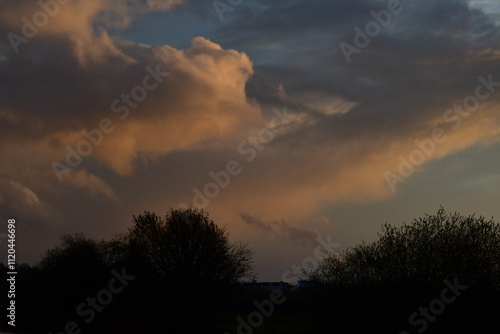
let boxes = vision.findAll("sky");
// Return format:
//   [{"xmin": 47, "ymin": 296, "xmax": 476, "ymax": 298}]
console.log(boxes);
[{"xmin": 1, "ymin": 0, "xmax": 500, "ymax": 281}]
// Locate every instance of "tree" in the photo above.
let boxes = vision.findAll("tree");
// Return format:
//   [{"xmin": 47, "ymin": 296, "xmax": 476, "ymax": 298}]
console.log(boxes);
[
  {"xmin": 38, "ymin": 233, "xmax": 110, "ymax": 272},
  {"xmin": 124, "ymin": 207, "xmax": 255, "ymax": 283},
  {"xmin": 309, "ymin": 208, "xmax": 500, "ymax": 289},
  {"xmin": 19, "ymin": 234, "xmax": 113, "ymax": 332},
  {"xmin": 119, "ymin": 207, "xmax": 255, "ymax": 333}
]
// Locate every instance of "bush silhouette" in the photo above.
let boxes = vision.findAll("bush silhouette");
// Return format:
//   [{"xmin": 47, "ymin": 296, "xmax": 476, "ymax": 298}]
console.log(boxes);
[{"xmin": 310, "ymin": 208, "xmax": 500, "ymax": 289}]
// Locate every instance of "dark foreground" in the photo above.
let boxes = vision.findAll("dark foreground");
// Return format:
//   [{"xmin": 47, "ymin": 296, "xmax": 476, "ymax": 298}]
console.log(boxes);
[{"xmin": 2, "ymin": 277, "xmax": 499, "ymax": 334}]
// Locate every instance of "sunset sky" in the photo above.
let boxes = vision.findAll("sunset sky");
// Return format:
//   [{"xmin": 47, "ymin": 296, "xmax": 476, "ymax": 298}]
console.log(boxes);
[{"xmin": 1, "ymin": 0, "xmax": 500, "ymax": 281}]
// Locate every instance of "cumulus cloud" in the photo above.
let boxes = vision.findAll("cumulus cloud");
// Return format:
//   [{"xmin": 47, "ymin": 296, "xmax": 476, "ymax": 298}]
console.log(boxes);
[
  {"xmin": 94, "ymin": 37, "xmax": 261, "ymax": 175},
  {"xmin": 150, "ymin": 0, "xmax": 498, "ymax": 228},
  {"xmin": 1, "ymin": 35, "xmax": 261, "ymax": 174},
  {"xmin": 0, "ymin": 0, "xmax": 261, "ymax": 253}
]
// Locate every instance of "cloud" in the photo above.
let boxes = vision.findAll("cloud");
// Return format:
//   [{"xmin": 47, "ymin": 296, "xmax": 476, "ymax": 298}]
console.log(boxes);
[
  {"xmin": 145, "ymin": 0, "xmax": 185, "ymax": 11},
  {"xmin": 1, "ymin": 34, "xmax": 262, "ymax": 174},
  {"xmin": 61, "ymin": 170, "xmax": 120, "ymax": 202},
  {"xmin": 1, "ymin": 180, "xmax": 40, "ymax": 207},
  {"xmin": 0, "ymin": 179, "xmax": 59, "ymax": 232},
  {"xmin": 0, "ymin": 0, "xmax": 261, "ymax": 252},
  {"xmin": 91, "ymin": 37, "xmax": 261, "ymax": 175},
  {"xmin": 295, "ymin": 93, "xmax": 357, "ymax": 116},
  {"xmin": 1, "ymin": 0, "xmax": 500, "ymax": 278},
  {"xmin": 240, "ymin": 213, "xmax": 320, "ymax": 245},
  {"xmin": 0, "ymin": 0, "xmax": 186, "ymax": 65}
]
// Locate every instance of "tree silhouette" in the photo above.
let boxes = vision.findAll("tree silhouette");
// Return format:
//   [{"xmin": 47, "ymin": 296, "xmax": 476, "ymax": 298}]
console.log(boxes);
[
  {"xmin": 38, "ymin": 233, "xmax": 110, "ymax": 271},
  {"xmin": 116, "ymin": 207, "xmax": 255, "ymax": 333},
  {"xmin": 15, "ymin": 234, "xmax": 114, "ymax": 332},
  {"xmin": 309, "ymin": 208, "xmax": 500, "ymax": 289},
  {"xmin": 123, "ymin": 207, "xmax": 255, "ymax": 283},
  {"xmin": 7, "ymin": 208, "xmax": 500, "ymax": 334}
]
